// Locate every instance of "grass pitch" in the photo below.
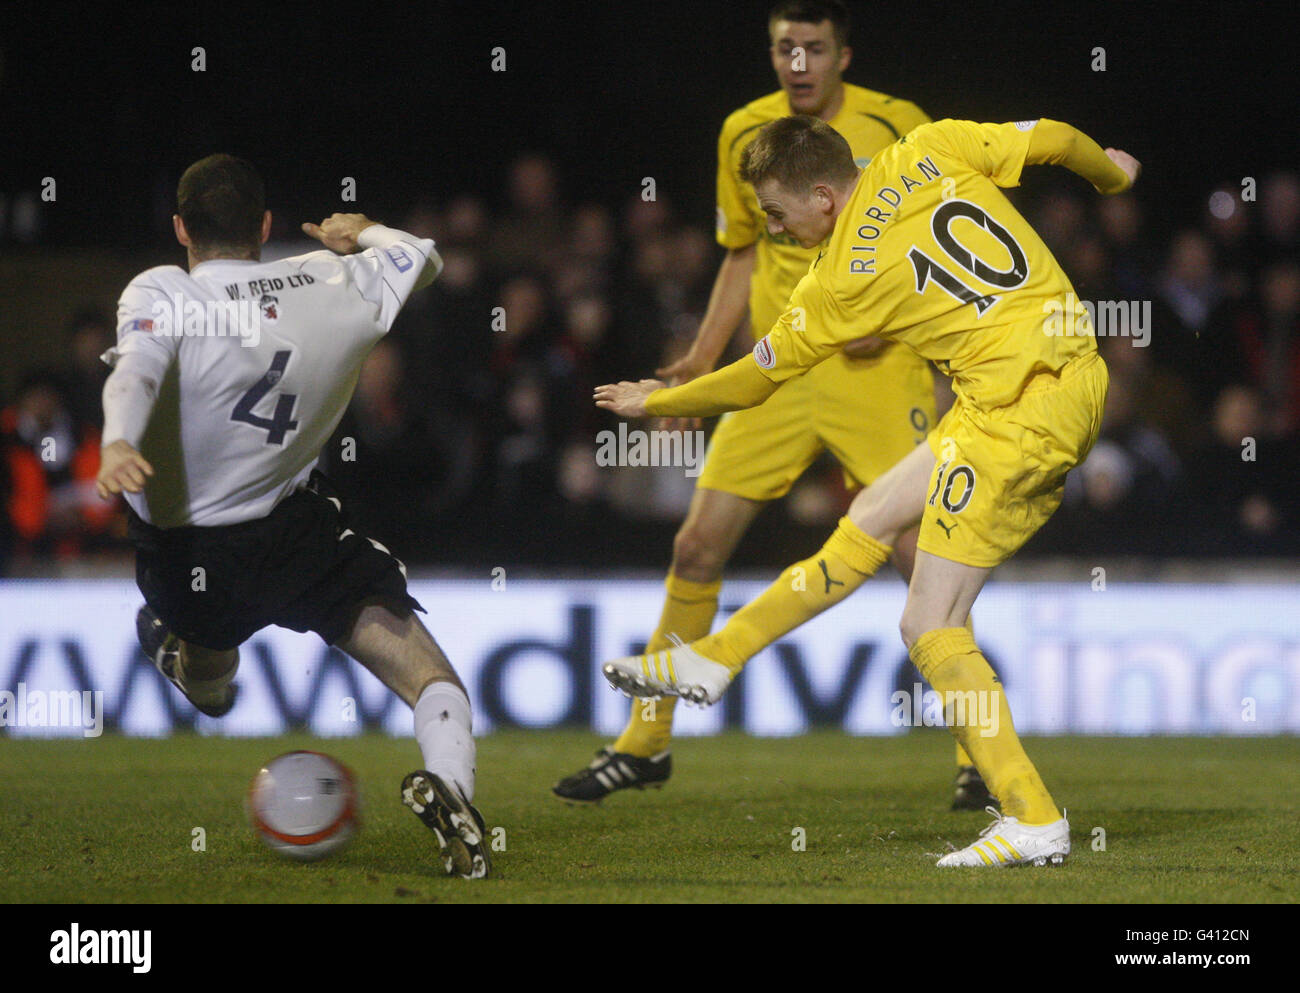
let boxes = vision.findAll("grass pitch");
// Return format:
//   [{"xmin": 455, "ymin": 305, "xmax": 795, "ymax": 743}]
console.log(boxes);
[{"xmin": 2, "ymin": 731, "xmax": 1296, "ymax": 903}]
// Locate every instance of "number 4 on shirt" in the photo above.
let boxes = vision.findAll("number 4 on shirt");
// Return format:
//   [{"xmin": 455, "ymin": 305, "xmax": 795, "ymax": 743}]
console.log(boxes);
[{"xmin": 231, "ymin": 350, "xmax": 299, "ymax": 445}]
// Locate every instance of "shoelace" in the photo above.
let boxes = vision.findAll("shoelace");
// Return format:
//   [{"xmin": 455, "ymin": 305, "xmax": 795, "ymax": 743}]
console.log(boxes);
[
  {"xmin": 975, "ymin": 805, "xmax": 1007, "ymax": 839},
  {"xmin": 957, "ymin": 805, "xmax": 1018, "ymax": 864},
  {"xmin": 972, "ymin": 805, "xmax": 1065, "ymax": 844}
]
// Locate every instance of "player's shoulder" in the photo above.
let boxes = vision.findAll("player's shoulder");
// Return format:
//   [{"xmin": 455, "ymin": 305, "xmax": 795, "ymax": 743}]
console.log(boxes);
[
  {"xmin": 128, "ymin": 263, "xmax": 189, "ymax": 286},
  {"xmin": 721, "ymin": 89, "xmax": 789, "ymax": 145},
  {"xmin": 279, "ymin": 247, "xmax": 344, "ymax": 270},
  {"xmin": 842, "ymin": 83, "xmax": 928, "ymax": 124},
  {"xmin": 899, "ymin": 118, "xmax": 950, "ymax": 142},
  {"xmin": 122, "ymin": 264, "xmax": 190, "ymax": 298},
  {"xmin": 900, "ymin": 118, "xmax": 1012, "ymax": 157},
  {"xmin": 893, "ymin": 117, "xmax": 978, "ymax": 149}
]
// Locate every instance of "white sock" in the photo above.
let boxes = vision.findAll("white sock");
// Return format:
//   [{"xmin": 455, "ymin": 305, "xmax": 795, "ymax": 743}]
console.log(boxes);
[{"xmin": 413, "ymin": 681, "xmax": 476, "ymax": 802}]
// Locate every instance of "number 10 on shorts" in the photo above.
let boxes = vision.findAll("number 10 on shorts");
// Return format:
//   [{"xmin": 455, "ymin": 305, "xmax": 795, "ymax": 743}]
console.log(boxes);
[{"xmin": 929, "ymin": 443, "xmax": 975, "ymax": 515}]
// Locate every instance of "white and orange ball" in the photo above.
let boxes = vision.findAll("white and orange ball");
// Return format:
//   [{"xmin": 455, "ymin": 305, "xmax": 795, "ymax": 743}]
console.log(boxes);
[{"xmin": 248, "ymin": 751, "xmax": 359, "ymax": 862}]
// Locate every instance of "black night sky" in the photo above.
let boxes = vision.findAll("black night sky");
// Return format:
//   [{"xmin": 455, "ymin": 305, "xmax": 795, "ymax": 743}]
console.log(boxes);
[{"xmin": 2, "ymin": 0, "xmax": 1295, "ymax": 248}]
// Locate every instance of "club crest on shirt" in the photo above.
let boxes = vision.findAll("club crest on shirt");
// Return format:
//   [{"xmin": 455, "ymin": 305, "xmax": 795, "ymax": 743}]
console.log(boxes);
[
  {"xmin": 259, "ymin": 294, "xmax": 280, "ymax": 324},
  {"xmin": 386, "ymin": 246, "xmax": 413, "ymax": 272}
]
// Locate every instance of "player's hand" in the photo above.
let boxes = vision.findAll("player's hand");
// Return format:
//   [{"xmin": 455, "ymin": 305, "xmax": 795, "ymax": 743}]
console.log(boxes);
[
  {"xmin": 1103, "ymin": 149, "xmax": 1141, "ymax": 191},
  {"xmin": 593, "ymin": 379, "xmax": 666, "ymax": 419},
  {"xmin": 654, "ymin": 351, "xmax": 713, "ymax": 432},
  {"xmin": 96, "ymin": 440, "xmax": 154, "ymax": 500},
  {"xmin": 301, "ymin": 213, "xmax": 378, "ymax": 254},
  {"xmin": 841, "ymin": 335, "xmax": 892, "ymax": 360}
]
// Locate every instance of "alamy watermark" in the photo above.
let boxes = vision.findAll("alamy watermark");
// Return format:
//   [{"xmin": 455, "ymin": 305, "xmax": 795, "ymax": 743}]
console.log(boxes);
[
  {"xmin": 595, "ymin": 423, "xmax": 706, "ymax": 477},
  {"xmin": 124, "ymin": 292, "xmax": 269, "ymax": 348},
  {"xmin": 889, "ymin": 683, "xmax": 1000, "ymax": 737},
  {"xmin": 50, "ymin": 923, "xmax": 151, "ymax": 973},
  {"xmin": 0, "ymin": 683, "xmax": 103, "ymax": 738},
  {"xmin": 1042, "ymin": 293, "xmax": 1151, "ymax": 347}
]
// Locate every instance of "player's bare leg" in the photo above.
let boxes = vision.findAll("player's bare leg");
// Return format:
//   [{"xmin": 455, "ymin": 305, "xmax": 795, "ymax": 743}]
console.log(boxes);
[
  {"xmin": 901, "ymin": 551, "xmax": 1068, "ymax": 866},
  {"xmin": 335, "ymin": 599, "xmax": 465, "ymax": 706},
  {"xmin": 845, "ymin": 440, "xmax": 936, "ymax": 544},
  {"xmin": 890, "ymin": 524, "xmax": 918, "ymax": 584},
  {"xmin": 899, "ymin": 552, "xmax": 988, "ymax": 650},
  {"xmin": 671, "ymin": 486, "xmax": 768, "ymax": 585},
  {"xmin": 336, "ymin": 600, "xmax": 489, "ymax": 878},
  {"xmin": 553, "ymin": 486, "xmax": 763, "ymax": 802}
]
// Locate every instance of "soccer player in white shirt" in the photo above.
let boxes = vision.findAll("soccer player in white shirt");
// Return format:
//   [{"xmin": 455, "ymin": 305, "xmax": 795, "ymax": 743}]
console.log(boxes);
[{"xmin": 97, "ymin": 154, "xmax": 490, "ymax": 878}]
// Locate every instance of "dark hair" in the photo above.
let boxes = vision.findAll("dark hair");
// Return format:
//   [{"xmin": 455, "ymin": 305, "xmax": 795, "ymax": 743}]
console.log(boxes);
[
  {"xmin": 176, "ymin": 154, "xmax": 266, "ymax": 250},
  {"xmin": 768, "ymin": 1, "xmax": 851, "ymax": 48},
  {"xmin": 740, "ymin": 115, "xmax": 858, "ymax": 193}
]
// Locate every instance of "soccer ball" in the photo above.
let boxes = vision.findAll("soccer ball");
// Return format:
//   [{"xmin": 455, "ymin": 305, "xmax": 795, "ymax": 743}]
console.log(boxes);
[{"xmin": 247, "ymin": 750, "xmax": 359, "ymax": 862}]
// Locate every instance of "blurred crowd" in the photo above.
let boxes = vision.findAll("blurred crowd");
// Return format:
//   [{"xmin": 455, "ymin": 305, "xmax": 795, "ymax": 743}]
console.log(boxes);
[
  {"xmin": 1027, "ymin": 172, "xmax": 1300, "ymax": 557},
  {"xmin": 3, "ymin": 155, "xmax": 1298, "ymax": 572}
]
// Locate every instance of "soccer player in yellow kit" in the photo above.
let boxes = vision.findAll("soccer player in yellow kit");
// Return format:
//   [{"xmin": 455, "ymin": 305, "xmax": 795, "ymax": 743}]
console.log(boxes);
[
  {"xmin": 595, "ymin": 115, "xmax": 1140, "ymax": 866},
  {"xmin": 553, "ymin": 1, "xmax": 980, "ymax": 807}
]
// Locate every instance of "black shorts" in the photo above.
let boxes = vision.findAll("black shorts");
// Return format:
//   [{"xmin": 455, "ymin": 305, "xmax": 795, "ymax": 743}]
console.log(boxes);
[{"xmin": 128, "ymin": 472, "xmax": 424, "ymax": 651}]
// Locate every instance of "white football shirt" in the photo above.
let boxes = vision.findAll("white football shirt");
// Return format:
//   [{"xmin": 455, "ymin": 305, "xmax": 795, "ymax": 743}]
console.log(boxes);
[{"xmin": 104, "ymin": 226, "xmax": 440, "ymax": 528}]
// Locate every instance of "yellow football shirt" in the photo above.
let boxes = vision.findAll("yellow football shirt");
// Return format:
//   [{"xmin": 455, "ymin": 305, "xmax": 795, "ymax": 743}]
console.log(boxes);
[
  {"xmin": 754, "ymin": 119, "xmax": 1098, "ymax": 411},
  {"xmin": 716, "ymin": 85, "xmax": 930, "ymax": 339}
]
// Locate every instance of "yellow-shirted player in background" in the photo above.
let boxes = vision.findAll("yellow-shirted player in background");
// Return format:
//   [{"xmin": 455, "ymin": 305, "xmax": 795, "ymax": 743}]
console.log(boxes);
[
  {"xmin": 552, "ymin": 1, "xmax": 992, "ymax": 809},
  {"xmin": 595, "ymin": 115, "xmax": 1140, "ymax": 866}
]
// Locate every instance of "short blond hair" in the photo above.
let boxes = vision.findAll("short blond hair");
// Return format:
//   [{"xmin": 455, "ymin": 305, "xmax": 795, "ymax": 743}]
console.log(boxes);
[{"xmin": 739, "ymin": 116, "xmax": 858, "ymax": 194}]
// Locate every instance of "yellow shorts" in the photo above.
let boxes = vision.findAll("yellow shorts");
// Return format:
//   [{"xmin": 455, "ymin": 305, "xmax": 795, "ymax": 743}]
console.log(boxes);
[
  {"xmin": 917, "ymin": 350, "xmax": 1109, "ymax": 568},
  {"xmin": 696, "ymin": 341, "xmax": 935, "ymax": 500}
]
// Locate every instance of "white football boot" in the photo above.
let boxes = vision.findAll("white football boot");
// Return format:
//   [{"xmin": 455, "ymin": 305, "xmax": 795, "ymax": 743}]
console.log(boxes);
[
  {"xmin": 602, "ymin": 635, "xmax": 733, "ymax": 705},
  {"xmin": 937, "ymin": 805, "xmax": 1071, "ymax": 867}
]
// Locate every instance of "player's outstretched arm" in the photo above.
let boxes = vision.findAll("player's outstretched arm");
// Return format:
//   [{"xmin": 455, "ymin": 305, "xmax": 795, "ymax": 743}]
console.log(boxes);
[
  {"xmin": 595, "ymin": 354, "xmax": 779, "ymax": 420},
  {"xmin": 1027, "ymin": 120, "xmax": 1140, "ymax": 194},
  {"xmin": 98, "ymin": 353, "xmax": 162, "ymax": 499}
]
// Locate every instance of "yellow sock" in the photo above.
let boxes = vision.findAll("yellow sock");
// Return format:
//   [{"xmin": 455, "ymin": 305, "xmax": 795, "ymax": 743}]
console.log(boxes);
[
  {"xmin": 693, "ymin": 517, "xmax": 890, "ymax": 673},
  {"xmin": 612, "ymin": 573, "xmax": 720, "ymax": 757},
  {"xmin": 910, "ymin": 627, "xmax": 1059, "ymax": 825},
  {"xmin": 955, "ymin": 615, "xmax": 975, "ymax": 768}
]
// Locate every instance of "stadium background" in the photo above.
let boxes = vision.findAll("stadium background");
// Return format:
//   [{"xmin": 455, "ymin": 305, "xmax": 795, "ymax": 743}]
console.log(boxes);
[{"xmin": 1, "ymin": 2, "xmax": 1297, "ymax": 738}]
